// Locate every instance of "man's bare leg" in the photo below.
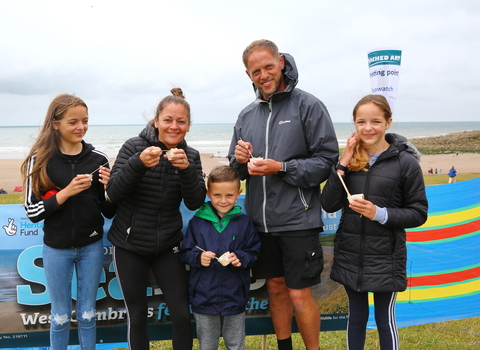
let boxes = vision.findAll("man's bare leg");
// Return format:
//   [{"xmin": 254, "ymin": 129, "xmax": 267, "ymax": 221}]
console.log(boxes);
[
  {"xmin": 266, "ymin": 277, "xmax": 294, "ymax": 341},
  {"xmin": 289, "ymin": 286, "xmax": 320, "ymax": 350}
]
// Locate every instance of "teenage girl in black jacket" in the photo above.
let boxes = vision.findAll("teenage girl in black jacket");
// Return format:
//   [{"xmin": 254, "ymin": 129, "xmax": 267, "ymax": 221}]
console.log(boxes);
[
  {"xmin": 22, "ymin": 94, "xmax": 116, "ymax": 350},
  {"xmin": 322, "ymin": 94, "xmax": 428, "ymax": 350}
]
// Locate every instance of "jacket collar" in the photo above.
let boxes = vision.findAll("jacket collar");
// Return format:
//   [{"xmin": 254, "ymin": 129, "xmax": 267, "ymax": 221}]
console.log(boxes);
[{"xmin": 195, "ymin": 202, "xmax": 243, "ymax": 233}]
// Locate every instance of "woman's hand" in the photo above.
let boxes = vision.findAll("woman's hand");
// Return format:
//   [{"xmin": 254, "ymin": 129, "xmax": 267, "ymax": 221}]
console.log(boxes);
[
  {"xmin": 165, "ymin": 148, "xmax": 189, "ymax": 170},
  {"xmin": 140, "ymin": 146, "xmax": 162, "ymax": 167},
  {"xmin": 349, "ymin": 197, "xmax": 377, "ymax": 220},
  {"xmin": 99, "ymin": 166, "xmax": 110, "ymax": 191}
]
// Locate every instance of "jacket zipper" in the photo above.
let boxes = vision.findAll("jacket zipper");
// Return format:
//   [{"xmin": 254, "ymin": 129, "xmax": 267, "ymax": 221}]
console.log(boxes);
[
  {"xmin": 356, "ymin": 167, "xmax": 371, "ymax": 291},
  {"xmin": 298, "ymin": 188, "xmax": 309, "ymax": 210},
  {"xmin": 261, "ymin": 101, "xmax": 273, "ymax": 233},
  {"xmin": 70, "ymin": 161, "xmax": 77, "ymax": 247}
]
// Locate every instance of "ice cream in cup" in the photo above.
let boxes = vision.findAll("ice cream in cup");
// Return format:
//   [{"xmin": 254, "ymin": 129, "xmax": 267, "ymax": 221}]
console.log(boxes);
[
  {"xmin": 78, "ymin": 174, "xmax": 93, "ymax": 183},
  {"xmin": 249, "ymin": 156, "xmax": 263, "ymax": 166},
  {"xmin": 167, "ymin": 148, "xmax": 179, "ymax": 161},
  {"xmin": 218, "ymin": 251, "xmax": 231, "ymax": 266},
  {"xmin": 347, "ymin": 193, "xmax": 364, "ymax": 204}
]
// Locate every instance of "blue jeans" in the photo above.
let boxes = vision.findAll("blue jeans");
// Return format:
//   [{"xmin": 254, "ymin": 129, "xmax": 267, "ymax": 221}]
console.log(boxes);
[{"xmin": 43, "ymin": 240, "xmax": 104, "ymax": 350}]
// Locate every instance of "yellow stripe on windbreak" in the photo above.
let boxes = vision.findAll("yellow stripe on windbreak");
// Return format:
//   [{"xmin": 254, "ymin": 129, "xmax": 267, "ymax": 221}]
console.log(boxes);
[
  {"xmin": 367, "ymin": 279, "xmax": 480, "ymax": 304},
  {"xmin": 418, "ymin": 206, "xmax": 480, "ymax": 229}
]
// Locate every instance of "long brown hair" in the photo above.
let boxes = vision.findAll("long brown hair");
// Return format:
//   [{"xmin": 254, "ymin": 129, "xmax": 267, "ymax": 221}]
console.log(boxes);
[
  {"xmin": 349, "ymin": 94, "xmax": 392, "ymax": 172},
  {"xmin": 21, "ymin": 94, "xmax": 88, "ymax": 198}
]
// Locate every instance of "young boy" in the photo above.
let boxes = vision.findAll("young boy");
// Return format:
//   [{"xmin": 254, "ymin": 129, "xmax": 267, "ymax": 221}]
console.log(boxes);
[{"xmin": 180, "ymin": 165, "xmax": 260, "ymax": 350}]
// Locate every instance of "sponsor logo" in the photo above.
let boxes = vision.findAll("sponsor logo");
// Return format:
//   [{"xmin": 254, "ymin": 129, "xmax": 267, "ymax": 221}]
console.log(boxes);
[{"xmin": 2, "ymin": 218, "xmax": 17, "ymax": 236}]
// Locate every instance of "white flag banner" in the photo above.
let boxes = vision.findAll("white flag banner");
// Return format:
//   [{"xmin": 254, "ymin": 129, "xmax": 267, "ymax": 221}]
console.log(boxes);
[{"xmin": 368, "ymin": 49, "xmax": 402, "ymax": 111}]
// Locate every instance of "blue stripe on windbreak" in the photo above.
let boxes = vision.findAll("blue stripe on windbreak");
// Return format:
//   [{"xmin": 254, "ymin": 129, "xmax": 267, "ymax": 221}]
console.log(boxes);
[
  {"xmin": 425, "ymin": 177, "xmax": 480, "ymax": 213},
  {"xmin": 406, "ymin": 234, "xmax": 480, "ymax": 274}
]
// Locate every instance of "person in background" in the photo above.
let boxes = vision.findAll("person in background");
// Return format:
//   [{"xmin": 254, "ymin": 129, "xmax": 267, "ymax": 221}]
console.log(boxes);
[
  {"xmin": 22, "ymin": 94, "xmax": 116, "ymax": 350},
  {"xmin": 448, "ymin": 165, "xmax": 457, "ymax": 183},
  {"xmin": 229, "ymin": 39, "xmax": 338, "ymax": 350},
  {"xmin": 106, "ymin": 88, "xmax": 205, "ymax": 350},
  {"xmin": 321, "ymin": 94, "xmax": 428, "ymax": 350},
  {"xmin": 180, "ymin": 165, "xmax": 261, "ymax": 350}
]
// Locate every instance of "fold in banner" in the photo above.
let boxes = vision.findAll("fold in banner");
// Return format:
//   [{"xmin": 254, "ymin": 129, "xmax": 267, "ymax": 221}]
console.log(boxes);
[{"xmin": 368, "ymin": 49, "xmax": 402, "ymax": 111}]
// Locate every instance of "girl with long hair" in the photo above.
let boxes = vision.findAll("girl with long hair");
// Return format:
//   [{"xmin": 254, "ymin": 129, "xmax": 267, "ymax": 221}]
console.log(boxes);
[
  {"xmin": 322, "ymin": 94, "xmax": 428, "ymax": 350},
  {"xmin": 21, "ymin": 94, "xmax": 116, "ymax": 350}
]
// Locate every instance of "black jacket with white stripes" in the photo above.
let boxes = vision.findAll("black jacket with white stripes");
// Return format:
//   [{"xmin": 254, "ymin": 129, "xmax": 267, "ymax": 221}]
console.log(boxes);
[{"xmin": 24, "ymin": 141, "xmax": 116, "ymax": 248}]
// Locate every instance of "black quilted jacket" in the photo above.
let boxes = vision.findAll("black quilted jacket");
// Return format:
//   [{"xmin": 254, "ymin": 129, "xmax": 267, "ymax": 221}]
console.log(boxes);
[
  {"xmin": 107, "ymin": 124, "xmax": 206, "ymax": 255},
  {"xmin": 321, "ymin": 133, "xmax": 428, "ymax": 293}
]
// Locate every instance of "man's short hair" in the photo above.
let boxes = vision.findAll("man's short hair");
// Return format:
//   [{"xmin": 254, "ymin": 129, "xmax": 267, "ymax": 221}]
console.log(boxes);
[
  {"xmin": 207, "ymin": 165, "xmax": 241, "ymax": 189},
  {"xmin": 242, "ymin": 39, "xmax": 280, "ymax": 68}
]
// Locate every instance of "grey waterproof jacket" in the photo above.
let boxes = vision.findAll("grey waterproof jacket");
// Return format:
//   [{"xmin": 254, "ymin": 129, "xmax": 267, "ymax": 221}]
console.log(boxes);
[
  {"xmin": 228, "ymin": 53, "xmax": 338, "ymax": 234},
  {"xmin": 322, "ymin": 133, "xmax": 428, "ymax": 292}
]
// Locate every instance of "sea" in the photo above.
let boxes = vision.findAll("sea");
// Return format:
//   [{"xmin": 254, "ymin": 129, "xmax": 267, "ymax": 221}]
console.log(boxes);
[{"xmin": 1, "ymin": 121, "xmax": 480, "ymax": 160}]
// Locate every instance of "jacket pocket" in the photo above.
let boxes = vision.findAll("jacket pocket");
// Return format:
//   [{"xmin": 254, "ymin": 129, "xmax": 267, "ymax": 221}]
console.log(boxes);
[{"xmin": 303, "ymin": 245, "xmax": 324, "ymax": 279}]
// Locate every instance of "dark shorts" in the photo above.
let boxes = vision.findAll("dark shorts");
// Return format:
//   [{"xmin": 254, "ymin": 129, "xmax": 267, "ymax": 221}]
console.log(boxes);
[{"xmin": 252, "ymin": 232, "xmax": 324, "ymax": 289}]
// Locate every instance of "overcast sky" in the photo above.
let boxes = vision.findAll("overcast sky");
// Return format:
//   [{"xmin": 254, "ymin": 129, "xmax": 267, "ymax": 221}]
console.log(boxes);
[{"xmin": 1, "ymin": 0, "xmax": 479, "ymax": 126}]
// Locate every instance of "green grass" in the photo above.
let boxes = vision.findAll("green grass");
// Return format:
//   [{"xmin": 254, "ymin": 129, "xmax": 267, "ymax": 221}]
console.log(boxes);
[
  {"xmin": 144, "ymin": 317, "xmax": 480, "ymax": 349},
  {"xmin": 423, "ymin": 173, "xmax": 480, "ymax": 186},
  {"xmin": 0, "ymin": 193, "xmax": 23, "ymax": 204}
]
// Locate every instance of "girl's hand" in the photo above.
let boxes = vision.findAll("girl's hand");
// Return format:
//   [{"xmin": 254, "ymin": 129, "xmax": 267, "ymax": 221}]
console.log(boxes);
[
  {"xmin": 55, "ymin": 174, "xmax": 92, "ymax": 205},
  {"xmin": 200, "ymin": 251, "xmax": 216, "ymax": 267},
  {"xmin": 165, "ymin": 148, "xmax": 189, "ymax": 170},
  {"xmin": 140, "ymin": 146, "xmax": 162, "ymax": 167},
  {"xmin": 349, "ymin": 197, "xmax": 376, "ymax": 219},
  {"xmin": 341, "ymin": 131, "xmax": 357, "ymax": 164},
  {"xmin": 229, "ymin": 252, "xmax": 242, "ymax": 267},
  {"xmin": 99, "ymin": 166, "xmax": 110, "ymax": 190}
]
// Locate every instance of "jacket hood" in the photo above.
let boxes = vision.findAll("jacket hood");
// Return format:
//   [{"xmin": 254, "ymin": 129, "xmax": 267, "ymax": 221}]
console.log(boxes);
[
  {"xmin": 252, "ymin": 52, "xmax": 299, "ymax": 100},
  {"xmin": 195, "ymin": 202, "xmax": 243, "ymax": 233},
  {"xmin": 139, "ymin": 123, "xmax": 188, "ymax": 149},
  {"xmin": 386, "ymin": 133, "xmax": 421, "ymax": 162}
]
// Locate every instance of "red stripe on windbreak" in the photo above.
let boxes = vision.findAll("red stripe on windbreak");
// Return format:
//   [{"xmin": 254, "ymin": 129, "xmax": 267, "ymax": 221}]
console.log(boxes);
[
  {"xmin": 407, "ymin": 220, "xmax": 480, "ymax": 242},
  {"xmin": 408, "ymin": 266, "xmax": 480, "ymax": 287}
]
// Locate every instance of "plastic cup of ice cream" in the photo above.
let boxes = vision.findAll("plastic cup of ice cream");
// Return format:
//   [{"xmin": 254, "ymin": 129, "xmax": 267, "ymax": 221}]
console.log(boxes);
[
  {"xmin": 218, "ymin": 252, "xmax": 231, "ymax": 266},
  {"xmin": 348, "ymin": 193, "xmax": 364, "ymax": 204}
]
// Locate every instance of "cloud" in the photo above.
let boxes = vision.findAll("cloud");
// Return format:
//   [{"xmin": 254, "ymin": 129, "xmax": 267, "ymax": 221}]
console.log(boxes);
[{"xmin": 0, "ymin": 0, "xmax": 479, "ymax": 126}]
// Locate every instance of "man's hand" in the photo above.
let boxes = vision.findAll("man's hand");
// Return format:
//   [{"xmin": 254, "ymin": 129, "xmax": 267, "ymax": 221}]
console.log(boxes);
[
  {"xmin": 247, "ymin": 158, "xmax": 282, "ymax": 176},
  {"xmin": 234, "ymin": 140, "xmax": 253, "ymax": 164}
]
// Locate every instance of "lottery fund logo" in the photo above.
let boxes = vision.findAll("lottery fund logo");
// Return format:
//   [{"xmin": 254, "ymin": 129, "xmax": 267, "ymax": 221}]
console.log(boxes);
[{"xmin": 2, "ymin": 218, "xmax": 17, "ymax": 236}]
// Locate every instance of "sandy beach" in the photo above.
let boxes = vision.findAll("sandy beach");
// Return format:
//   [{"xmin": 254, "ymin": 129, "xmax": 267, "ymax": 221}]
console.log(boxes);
[
  {"xmin": 0, "ymin": 155, "xmax": 230, "ymax": 194},
  {"xmin": 1, "ymin": 153, "xmax": 479, "ymax": 194}
]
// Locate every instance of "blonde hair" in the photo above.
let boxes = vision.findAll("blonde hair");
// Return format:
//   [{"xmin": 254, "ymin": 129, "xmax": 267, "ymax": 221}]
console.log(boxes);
[{"xmin": 242, "ymin": 39, "xmax": 280, "ymax": 68}]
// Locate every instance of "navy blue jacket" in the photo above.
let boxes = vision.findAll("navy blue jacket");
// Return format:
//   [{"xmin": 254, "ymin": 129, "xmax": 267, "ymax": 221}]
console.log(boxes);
[{"xmin": 180, "ymin": 202, "xmax": 260, "ymax": 316}]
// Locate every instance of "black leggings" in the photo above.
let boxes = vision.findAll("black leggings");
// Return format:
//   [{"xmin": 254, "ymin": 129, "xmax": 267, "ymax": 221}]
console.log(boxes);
[
  {"xmin": 345, "ymin": 287, "xmax": 398, "ymax": 350},
  {"xmin": 113, "ymin": 246, "xmax": 193, "ymax": 350}
]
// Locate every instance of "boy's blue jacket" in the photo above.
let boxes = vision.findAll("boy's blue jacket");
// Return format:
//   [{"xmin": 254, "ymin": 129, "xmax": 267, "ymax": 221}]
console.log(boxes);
[{"xmin": 179, "ymin": 201, "xmax": 261, "ymax": 316}]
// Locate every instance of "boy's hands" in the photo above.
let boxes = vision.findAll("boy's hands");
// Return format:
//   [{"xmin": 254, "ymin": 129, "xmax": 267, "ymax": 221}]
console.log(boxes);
[
  {"xmin": 200, "ymin": 251, "xmax": 242, "ymax": 267},
  {"xmin": 200, "ymin": 251, "xmax": 216, "ymax": 267}
]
